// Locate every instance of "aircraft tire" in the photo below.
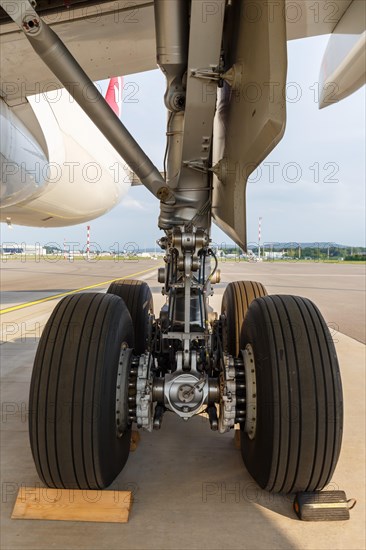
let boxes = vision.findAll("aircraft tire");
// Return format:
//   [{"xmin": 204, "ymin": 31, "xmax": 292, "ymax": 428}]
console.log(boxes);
[
  {"xmin": 240, "ymin": 294, "xmax": 343, "ymax": 493},
  {"xmin": 221, "ymin": 281, "xmax": 267, "ymax": 357},
  {"xmin": 107, "ymin": 279, "xmax": 153, "ymax": 354},
  {"xmin": 29, "ymin": 292, "xmax": 134, "ymax": 489}
]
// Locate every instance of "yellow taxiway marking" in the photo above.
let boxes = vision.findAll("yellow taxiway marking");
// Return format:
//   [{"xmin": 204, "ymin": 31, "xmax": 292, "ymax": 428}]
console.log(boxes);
[{"xmin": 0, "ymin": 266, "xmax": 157, "ymax": 315}]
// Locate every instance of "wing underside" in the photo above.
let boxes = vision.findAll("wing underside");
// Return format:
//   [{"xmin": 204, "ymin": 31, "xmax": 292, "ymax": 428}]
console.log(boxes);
[{"xmin": 0, "ymin": 0, "xmax": 354, "ymax": 108}]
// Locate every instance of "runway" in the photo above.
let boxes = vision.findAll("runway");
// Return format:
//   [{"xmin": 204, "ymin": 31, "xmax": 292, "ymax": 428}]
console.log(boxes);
[
  {"xmin": 1, "ymin": 258, "xmax": 365, "ymax": 549},
  {"xmin": 1, "ymin": 258, "xmax": 364, "ymax": 342}
]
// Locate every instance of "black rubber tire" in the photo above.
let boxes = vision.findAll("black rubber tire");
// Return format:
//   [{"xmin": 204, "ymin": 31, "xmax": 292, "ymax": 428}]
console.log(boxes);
[
  {"xmin": 221, "ymin": 281, "xmax": 267, "ymax": 357},
  {"xmin": 29, "ymin": 292, "xmax": 134, "ymax": 489},
  {"xmin": 240, "ymin": 295, "xmax": 343, "ymax": 493},
  {"xmin": 107, "ymin": 279, "xmax": 153, "ymax": 354}
]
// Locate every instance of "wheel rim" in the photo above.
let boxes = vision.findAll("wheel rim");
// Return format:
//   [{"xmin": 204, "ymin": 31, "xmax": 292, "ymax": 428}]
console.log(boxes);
[
  {"xmin": 116, "ymin": 346, "xmax": 132, "ymax": 438},
  {"xmin": 243, "ymin": 343, "xmax": 257, "ymax": 440}
]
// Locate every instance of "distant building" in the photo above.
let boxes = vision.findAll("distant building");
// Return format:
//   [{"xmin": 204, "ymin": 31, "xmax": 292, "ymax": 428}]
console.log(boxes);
[
  {"xmin": 264, "ymin": 251, "xmax": 284, "ymax": 260},
  {"xmin": 1, "ymin": 244, "xmax": 46, "ymax": 256}
]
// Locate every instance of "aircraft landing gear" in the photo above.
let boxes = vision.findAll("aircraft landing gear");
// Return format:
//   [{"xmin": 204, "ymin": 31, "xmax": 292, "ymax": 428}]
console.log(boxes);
[
  {"xmin": 24, "ymin": 0, "xmax": 343, "ymax": 495},
  {"xmin": 29, "ymin": 233, "xmax": 344, "ymax": 493}
]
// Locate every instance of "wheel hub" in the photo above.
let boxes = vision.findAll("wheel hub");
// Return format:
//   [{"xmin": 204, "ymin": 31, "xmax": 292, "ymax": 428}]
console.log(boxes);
[{"xmin": 165, "ymin": 372, "xmax": 208, "ymax": 417}]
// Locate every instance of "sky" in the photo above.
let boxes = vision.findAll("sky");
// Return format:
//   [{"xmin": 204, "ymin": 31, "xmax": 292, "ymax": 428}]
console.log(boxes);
[{"xmin": 1, "ymin": 34, "xmax": 365, "ymax": 250}]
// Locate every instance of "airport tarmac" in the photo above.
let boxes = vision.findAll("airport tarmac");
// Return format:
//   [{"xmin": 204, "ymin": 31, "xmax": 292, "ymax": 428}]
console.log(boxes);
[{"xmin": 0, "ymin": 258, "xmax": 365, "ymax": 549}]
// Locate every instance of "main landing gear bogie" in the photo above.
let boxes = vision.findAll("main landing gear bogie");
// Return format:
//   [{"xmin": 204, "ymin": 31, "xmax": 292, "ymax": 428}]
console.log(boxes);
[{"xmin": 29, "ymin": 246, "xmax": 344, "ymax": 495}]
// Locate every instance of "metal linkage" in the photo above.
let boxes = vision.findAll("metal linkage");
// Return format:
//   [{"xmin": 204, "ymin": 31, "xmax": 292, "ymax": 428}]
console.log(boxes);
[
  {"xmin": 158, "ymin": 227, "xmax": 211, "ymax": 341},
  {"xmin": 190, "ymin": 63, "xmax": 243, "ymax": 90}
]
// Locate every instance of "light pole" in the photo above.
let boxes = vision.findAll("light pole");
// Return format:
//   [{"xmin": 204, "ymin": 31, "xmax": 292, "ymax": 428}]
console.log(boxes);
[
  {"xmin": 86, "ymin": 225, "xmax": 90, "ymax": 260},
  {"xmin": 258, "ymin": 217, "xmax": 262, "ymax": 260}
]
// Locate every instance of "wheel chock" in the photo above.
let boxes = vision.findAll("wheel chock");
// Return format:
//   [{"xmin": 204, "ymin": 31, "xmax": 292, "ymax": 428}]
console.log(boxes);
[
  {"xmin": 11, "ymin": 487, "xmax": 132, "ymax": 523},
  {"xmin": 130, "ymin": 430, "xmax": 141, "ymax": 452},
  {"xmin": 293, "ymin": 491, "xmax": 356, "ymax": 521}
]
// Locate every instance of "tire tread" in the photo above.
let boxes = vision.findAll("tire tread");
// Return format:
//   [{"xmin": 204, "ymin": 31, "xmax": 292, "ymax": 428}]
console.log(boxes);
[
  {"xmin": 107, "ymin": 279, "xmax": 153, "ymax": 354},
  {"xmin": 29, "ymin": 292, "xmax": 134, "ymax": 489},
  {"xmin": 221, "ymin": 281, "xmax": 267, "ymax": 356},
  {"xmin": 241, "ymin": 294, "xmax": 343, "ymax": 493}
]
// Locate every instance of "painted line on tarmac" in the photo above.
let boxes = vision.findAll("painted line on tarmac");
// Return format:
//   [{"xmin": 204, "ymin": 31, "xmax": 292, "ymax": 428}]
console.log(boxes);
[{"xmin": 0, "ymin": 266, "xmax": 157, "ymax": 315}]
